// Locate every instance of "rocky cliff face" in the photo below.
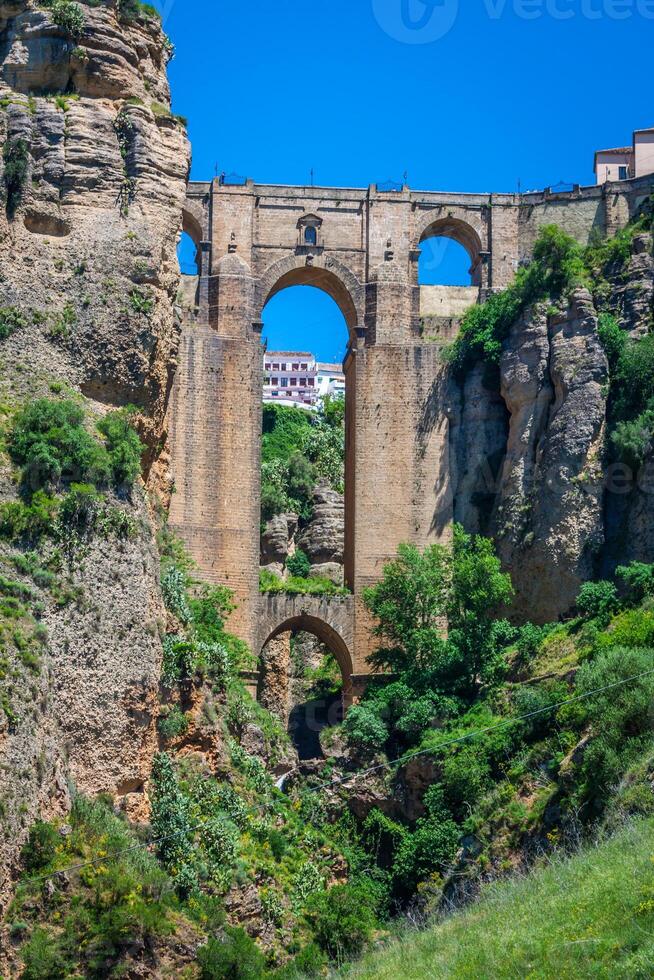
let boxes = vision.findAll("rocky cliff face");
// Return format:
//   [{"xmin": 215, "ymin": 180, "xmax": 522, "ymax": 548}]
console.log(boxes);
[
  {"xmin": 260, "ymin": 481, "xmax": 345, "ymax": 586},
  {"xmin": 0, "ymin": 0, "xmax": 189, "ymax": 439},
  {"xmin": 450, "ymin": 230, "xmax": 654, "ymax": 623},
  {"xmin": 0, "ymin": 0, "xmax": 189, "ymax": 914}
]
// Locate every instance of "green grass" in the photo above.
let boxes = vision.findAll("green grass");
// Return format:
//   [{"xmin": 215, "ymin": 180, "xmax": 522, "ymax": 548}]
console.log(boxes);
[{"xmin": 348, "ymin": 818, "xmax": 654, "ymax": 980}]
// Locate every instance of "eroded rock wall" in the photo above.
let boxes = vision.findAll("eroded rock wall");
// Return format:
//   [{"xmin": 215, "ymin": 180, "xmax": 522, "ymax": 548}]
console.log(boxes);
[
  {"xmin": 451, "ymin": 230, "xmax": 654, "ymax": 623},
  {"xmin": 0, "ymin": 0, "xmax": 189, "ymax": 913}
]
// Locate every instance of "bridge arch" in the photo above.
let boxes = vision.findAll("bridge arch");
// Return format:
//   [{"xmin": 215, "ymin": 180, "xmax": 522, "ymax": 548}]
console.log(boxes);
[
  {"xmin": 416, "ymin": 209, "xmax": 487, "ymax": 287},
  {"xmin": 257, "ymin": 255, "xmax": 365, "ymax": 341},
  {"xmin": 257, "ymin": 595, "xmax": 356, "ymax": 704}
]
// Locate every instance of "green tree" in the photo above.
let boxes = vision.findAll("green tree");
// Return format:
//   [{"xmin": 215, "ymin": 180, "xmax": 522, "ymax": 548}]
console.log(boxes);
[
  {"xmin": 363, "ymin": 541, "xmax": 452, "ymax": 675},
  {"xmin": 447, "ymin": 525, "xmax": 514, "ymax": 695},
  {"xmin": 197, "ymin": 928, "xmax": 265, "ymax": 979}
]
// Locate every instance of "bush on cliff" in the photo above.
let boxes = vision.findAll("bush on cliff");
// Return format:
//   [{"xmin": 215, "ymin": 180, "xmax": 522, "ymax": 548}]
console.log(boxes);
[
  {"xmin": 447, "ymin": 225, "xmax": 589, "ymax": 376},
  {"xmin": 8, "ymin": 398, "xmax": 143, "ymax": 492}
]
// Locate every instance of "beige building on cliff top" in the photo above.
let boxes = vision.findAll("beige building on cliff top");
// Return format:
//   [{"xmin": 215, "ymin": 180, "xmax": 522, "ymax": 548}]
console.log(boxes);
[{"xmin": 595, "ymin": 127, "xmax": 654, "ymax": 184}]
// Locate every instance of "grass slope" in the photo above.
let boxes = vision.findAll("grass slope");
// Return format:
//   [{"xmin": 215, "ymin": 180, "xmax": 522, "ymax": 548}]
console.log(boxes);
[{"xmin": 349, "ymin": 819, "xmax": 654, "ymax": 980}]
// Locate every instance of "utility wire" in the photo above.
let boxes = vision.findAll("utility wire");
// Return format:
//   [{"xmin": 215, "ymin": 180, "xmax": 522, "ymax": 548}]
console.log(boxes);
[{"xmin": 23, "ymin": 665, "xmax": 654, "ymax": 887}]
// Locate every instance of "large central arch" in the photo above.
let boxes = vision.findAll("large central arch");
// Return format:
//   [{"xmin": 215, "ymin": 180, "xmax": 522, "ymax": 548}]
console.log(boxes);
[{"xmin": 257, "ymin": 254, "xmax": 365, "ymax": 340}]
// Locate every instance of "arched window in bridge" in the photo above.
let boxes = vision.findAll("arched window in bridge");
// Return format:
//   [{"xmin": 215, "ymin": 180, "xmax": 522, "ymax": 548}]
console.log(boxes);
[
  {"xmin": 298, "ymin": 213, "xmax": 322, "ymax": 249},
  {"xmin": 418, "ymin": 235, "xmax": 473, "ymax": 286},
  {"xmin": 177, "ymin": 230, "xmax": 199, "ymax": 276}
]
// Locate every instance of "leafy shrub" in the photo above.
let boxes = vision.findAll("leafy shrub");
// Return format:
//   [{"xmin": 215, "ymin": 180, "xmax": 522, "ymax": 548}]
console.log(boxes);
[
  {"xmin": 392, "ymin": 787, "xmax": 459, "ymax": 893},
  {"xmin": 161, "ymin": 565, "xmax": 192, "ymax": 624},
  {"xmin": 3, "ymin": 138, "xmax": 29, "ymax": 218},
  {"xmin": 20, "ymin": 820, "xmax": 59, "ymax": 871},
  {"xmin": 616, "ymin": 562, "xmax": 654, "ymax": 605},
  {"xmin": 96, "ymin": 407, "xmax": 142, "ymax": 485},
  {"xmin": 597, "ymin": 312, "xmax": 626, "ymax": 374},
  {"xmin": 44, "ymin": 0, "xmax": 85, "ymax": 38},
  {"xmin": 197, "ymin": 928, "xmax": 265, "ymax": 980},
  {"xmin": 576, "ymin": 580, "xmax": 619, "ymax": 625},
  {"xmin": 203, "ymin": 816, "xmax": 240, "ymax": 890},
  {"xmin": 610, "ymin": 406, "xmax": 654, "ymax": 470},
  {"xmin": 305, "ymin": 884, "xmax": 378, "ymax": 961},
  {"xmin": 157, "ymin": 705, "xmax": 189, "ymax": 741},
  {"xmin": 58, "ymin": 482, "xmax": 102, "ymax": 532},
  {"xmin": 9, "ymin": 399, "xmax": 111, "ymax": 491},
  {"xmin": 286, "ymin": 548, "xmax": 311, "ymax": 578},
  {"xmin": 574, "ymin": 647, "xmax": 654, "ymax": 815},
  {"xmin": 0, "ymin": 305, "xmax": 27, "ymax": 340},
  {"xmin": 515, "ymin": 622, "xmax": 551, "ymax": 662},
  {"xmin": 342, "ymin": 702, "xmax": 388, "ymax": 752},
  {"xmin": 612, "ymin": 334, "xmax": 654, "ymax": 424},
  {"xmin": 441, "ymin": 745, "xmax": 492, "ymax": 817},
  {"xmin": 0, "ymin": 492, "xmax": 58, "ymax": 541},
  {"xmin": 150, "ymin": 752, "xmax": 196, "ymax": 893}
]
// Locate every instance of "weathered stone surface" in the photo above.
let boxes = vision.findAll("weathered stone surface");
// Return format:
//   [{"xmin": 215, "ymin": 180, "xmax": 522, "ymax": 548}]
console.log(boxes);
[
  {"xmin": 0, "ymin": 0, "xmax": 188, "ymax": 920},
  {"xmin": 0, "ymin": 1, "xmax": 189, "ymax": 439},
  {"xmin": 258, "ymin": 633, "xmax": 291, "ymax": 722},
  {"xmin": 489, "ymin": 292, "xmax": 608, "ymax": 621},
  {"xmin": 297, "ymin": 481, "xmax": 344, "ymax": 582},
  {"xmin": 615, "ymin": 232, "xmax": 654, "ymax": 337},
  {"xmin": 260, "ymin": 512, "xmax": 298, "ymax": 577}
]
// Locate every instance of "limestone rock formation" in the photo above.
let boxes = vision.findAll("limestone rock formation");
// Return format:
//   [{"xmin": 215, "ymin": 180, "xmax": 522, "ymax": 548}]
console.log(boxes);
[
  {"xmin": 481, "ymin": 292, "xmax": 609, "ymax": 621},
  {"xmin": 0, "ymin": 0, "xmax": 189, "ymax": 915},
  {"xmin": 0, "ymin": 0, "xmax": 189, "ymax": 442},
  {"xmin": 260, "ymin": 512, "xmax": 298, "ymax": 578},
  {"xmin": 297, "ymin": 481, "xmax": 345, "ymax": 584}
]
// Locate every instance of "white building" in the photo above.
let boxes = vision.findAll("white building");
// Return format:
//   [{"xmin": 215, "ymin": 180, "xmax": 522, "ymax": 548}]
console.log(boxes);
[
  {"xmin": 316, "ymin": 362, "xmax": 345, "ymax": 401},
  {"xmin": 262, "ymin": 352, "xmax": 345, "ymax": 410},
  {"xmin": 263, "ymin": 351, "xmax": 317, "ymax": 409}
]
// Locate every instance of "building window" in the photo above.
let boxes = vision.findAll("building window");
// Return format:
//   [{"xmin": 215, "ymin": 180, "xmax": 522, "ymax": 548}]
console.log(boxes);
[
  {"xmin": 272, "ymin": 363, "xmax": 279, "ymax": 370},
  {"xmin": 271, "ymin": 377, "xmax": 278, "ymax": 386},
  {"xmin": 619, "ymin": 165, "xmax": 629, "ymax": 180},
  {"xmin": 300, "ymin": 378, "xmax": 306, "ymax": 386},
  {"xmin": 281, "ymin": 378, "xmax": 288, "ymax": 387},
  {"xmin": 290, "ymin": 378, "xmax": 297, "ymax": 386},
  {"xmin": 304, "ymin": 226, "xmax": 317, "ymax": 246},
  {"xmin": 308, "ymin": 378, "xmax": 315, "ymax": 387},
  {"xmin": 300, "ymin": 363, "xmax": 308, "ymax": 370}
]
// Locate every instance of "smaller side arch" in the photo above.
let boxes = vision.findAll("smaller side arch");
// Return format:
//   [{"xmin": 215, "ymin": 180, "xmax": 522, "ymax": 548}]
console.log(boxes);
[
  {"xmin": 264, "ymin": 614, "xmax": 354, "ymax": 687},
  {"xmin": 257, "ymin": 595, "xmax": 356, "ymax": 705},
  {"xmin": 415, "ymin": 207, "xmax": 488, "ymax": 288}
]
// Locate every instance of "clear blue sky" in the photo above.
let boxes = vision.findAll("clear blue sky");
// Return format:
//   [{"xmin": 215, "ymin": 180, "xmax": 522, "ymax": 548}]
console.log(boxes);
[{"xmin": 167, "ymin": 0, "xmax": 653, "ymax": 360}]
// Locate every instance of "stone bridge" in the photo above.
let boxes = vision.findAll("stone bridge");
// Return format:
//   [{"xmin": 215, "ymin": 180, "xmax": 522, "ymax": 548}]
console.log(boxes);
[
  {"xmin": 168, "ymin": 174, "xmax": 651, "ymax": 704},
  {"xmin": 256, "ymin": 594, "xmax": 357, "ymax": 703}
]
